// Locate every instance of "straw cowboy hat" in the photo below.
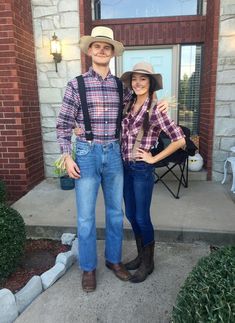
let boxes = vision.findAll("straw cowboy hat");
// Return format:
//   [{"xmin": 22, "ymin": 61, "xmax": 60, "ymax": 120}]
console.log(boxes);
[
  {"xmin": 120, "ymin": 61, "xmax": 163, "ymax": 91},
  {"xmin": 79, "ymin": 26, "xmax": 124, "ymax": 57}
]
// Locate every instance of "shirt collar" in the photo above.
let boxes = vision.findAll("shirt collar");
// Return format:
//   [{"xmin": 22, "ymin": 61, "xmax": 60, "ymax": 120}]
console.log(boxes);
[{"xmin": 88, "ymin": 66, "xmax": 112, "ymax": 81}]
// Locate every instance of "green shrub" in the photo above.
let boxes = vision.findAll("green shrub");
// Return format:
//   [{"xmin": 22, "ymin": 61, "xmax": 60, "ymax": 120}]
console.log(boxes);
[
  {"xmin": 172, "ymin": 246, "xmax": 235, "ymax": 323},
  {"xmin": 0, "ymin": 180, "xmax": 7, "ymax": 203},
  {"xmin": 0, "ymin": 203, "xmax": 26, "ymax": 280}
]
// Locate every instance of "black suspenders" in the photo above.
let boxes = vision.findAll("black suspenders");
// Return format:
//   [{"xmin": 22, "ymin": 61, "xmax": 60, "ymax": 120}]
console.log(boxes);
[{"xmin": 76, "ymin": 75, "xmax": 123, "ymax": 141}]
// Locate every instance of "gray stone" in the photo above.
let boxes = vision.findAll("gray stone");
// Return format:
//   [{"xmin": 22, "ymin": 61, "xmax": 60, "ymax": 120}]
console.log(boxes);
[
  {"xmin": 71, "ymin": 238, "xmax": 78, "ymax": 258},
  {"xmin": 212, "ymin": 150, "xmax": 228, "ymax": 162},
  {"xmin": 220, "ymin": 16, "xmax": 235, "ymax": 36},
  {"xmin": 39, "ymin": 88, "xmax": 62, "ymax": 103},
  {"xmin": 212, "ymin": 170, "xmax": 224, "ymax": 181},
  {"xmin": 221, "ymin": 137, "xmax": 235, "ymax": 150},
  {"xmin": 219, "ymin": 37, "xmax": 235, "ymax": 57},
  {"xmin": 41, "ymin": 116, "xmax": 56, "ymax": 128},
  {"xmin": 41, "ymin": 263, "xmax": 66, "ymax": 290},
  {"xmin": 217, "ymin": 70, "xmax": 235, "ymax": 84},
  {"xmin": 62, "ymin": 45, "xmax": 80, "ymax": 60},
  {"xmin": 32, "ymin": 0, "xmax": 52, "ymax": 5},
  {"xmin": 213, "ymin": 161, "xmax": 226, "ymax": 173},
  {"xmin": 214, "ymin": 118, "xmax": 235, "ymax": 135},
  {"xmin": 40, "ymin": 104, "xmax": 56, "ymax": 117},
  {"xmin": 49, "ymin": 78, "xmax": 67, "ymax": 88},
  {"xmin": 43, "ymin": 141, "xmax": 60, "ymax": 154},
  {"xmin": 213, "ymin": 137, "xmax": 221, "ymax": 150},
  {"xmin": 0, "ymin": 289, "xmax": 18, "ymax": 323},
  {"xmin": 221, "ymin": 4, "xmax": 235, "ymax": 15},
  {"xmin": 41, "ymin": 17, "xmax": 54, "ymax": 31},
  {"xmin": 60, "ymin": 12, "xmax": 79, "ymax": 28},
  {"xmin": 56, "ymin": 251, "xmax": 76, "ymax": 270},
  {"xmin": 34, "ymin": 6, "xmax": 57, "ymax": 18},
  {"xmin": 215, "ymin": 104, "xmax": 231, "ymax": 117},
  {"xmin": 15, "ymin": 276, "xmax": 43, "ymax": 314},
  {"xmin": 58, "ymin": 0, "xmax": 78, "ymax": 12},
  {"xmin": 216, "ymin": 85, "xmax": 235, "ymax": 101},
  {"xmin": 61, "ymin": 233, "xmax": 76, "ymax": 245},
  {"xmin": 43, "ymin": 131, "xmax": 57, "ymax": 142}
]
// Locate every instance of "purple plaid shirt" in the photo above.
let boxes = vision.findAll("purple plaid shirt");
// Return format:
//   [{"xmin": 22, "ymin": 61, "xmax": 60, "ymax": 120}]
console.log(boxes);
[
  {"xmin": 56, "ymin": 67, "xmax": 131, "ymax": 154},
  {"xmin": 121, "ymin": 98, "xmax": 184, "ymax": 161}
]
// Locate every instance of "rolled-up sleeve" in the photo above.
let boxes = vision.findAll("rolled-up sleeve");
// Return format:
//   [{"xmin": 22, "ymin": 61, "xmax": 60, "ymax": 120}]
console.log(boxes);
[{"xmin": 152, "ymin": 108, "xmax": 185, "ymax": 141}]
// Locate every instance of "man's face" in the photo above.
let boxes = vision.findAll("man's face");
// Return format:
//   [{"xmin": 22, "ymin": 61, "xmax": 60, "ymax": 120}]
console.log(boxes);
[{"xmin": 88, "ymin": 42, "xmax": 114, "ymax": 67}]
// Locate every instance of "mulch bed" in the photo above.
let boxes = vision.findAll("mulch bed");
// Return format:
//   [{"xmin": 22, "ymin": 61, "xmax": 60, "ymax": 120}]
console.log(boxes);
[{"xmin": 0, "ymin": 239, "xmax": 70, "ymax": 294}]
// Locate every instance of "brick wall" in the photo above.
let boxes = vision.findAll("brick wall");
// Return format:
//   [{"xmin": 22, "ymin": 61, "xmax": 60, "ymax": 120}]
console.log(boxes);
[
  {"xmin": 0, "ymin": 0, "xmax": 44, "ymax": 201},
  {"xmin": 93, "ymin": 16, "xmax": 206, "ymax": 46},
  {"xmin": 199, "ymin": 0, "xmax": 220, "ymax": 179}
]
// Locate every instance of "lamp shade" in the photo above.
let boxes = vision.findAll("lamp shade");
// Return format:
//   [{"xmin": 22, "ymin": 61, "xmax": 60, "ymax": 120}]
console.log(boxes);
[{"xmin": 50, "ymin": 33, "xmax": 61, "ymax": 55}]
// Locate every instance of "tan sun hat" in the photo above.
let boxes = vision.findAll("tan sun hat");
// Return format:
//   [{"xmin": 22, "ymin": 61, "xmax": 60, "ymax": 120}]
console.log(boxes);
[
  {"xmin": 120, "ymin": 61, "xmax": 163, "ymax": 91},
  {"xmin": 79, "ymin": 26, "xmax": 124, "ymax": 57}
]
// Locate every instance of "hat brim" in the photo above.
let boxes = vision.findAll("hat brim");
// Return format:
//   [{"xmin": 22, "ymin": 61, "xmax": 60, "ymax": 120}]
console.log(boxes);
[
  {"xmin": 79, "ymin": 36, "xmax": 124, "ymax": 57},
  {"xmin": 120, "ymin": 71, "xmax": 163, "ymax": 91}
]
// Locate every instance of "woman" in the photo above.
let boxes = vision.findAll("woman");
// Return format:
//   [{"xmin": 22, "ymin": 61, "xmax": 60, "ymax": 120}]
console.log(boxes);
[{"xmin": 120, "ymin": 62, "xmax": 186, "ymax": 283}]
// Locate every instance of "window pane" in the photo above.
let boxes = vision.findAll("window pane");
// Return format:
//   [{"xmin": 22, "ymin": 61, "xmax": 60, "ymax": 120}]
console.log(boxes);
[
  {"xmin": 178, "ymin": 45, "xmax": 202, "ymax": 135},
  {"xmin": 94, "ymin": 0, "xmax": 202, "ymax": 19}
]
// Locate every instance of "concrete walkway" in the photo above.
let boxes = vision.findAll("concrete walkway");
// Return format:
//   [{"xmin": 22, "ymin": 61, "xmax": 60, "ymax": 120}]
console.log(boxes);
[
  {"xmin": 11, "ymin": 177, "xmax": 235, "ymax": 322},
  {"xmin": 15, "ymin": 240, "xmax": 210, "ymax": 323}
]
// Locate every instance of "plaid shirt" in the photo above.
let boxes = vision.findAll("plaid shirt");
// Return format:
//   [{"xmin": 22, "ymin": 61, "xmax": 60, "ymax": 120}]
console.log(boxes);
[
  {"xmin": 56, "ymin": 67, "xmax": 132, "ymax": 154},
  {"xmin": 121, "ymin": 98, "xmax": 185, "ymax": 161}
]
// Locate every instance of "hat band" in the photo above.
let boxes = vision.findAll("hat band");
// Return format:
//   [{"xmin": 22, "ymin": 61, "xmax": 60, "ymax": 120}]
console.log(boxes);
[
  {"xmin": 95, "ymin": 35, "xmax": 113, "ymax": 40},
  {"xmin": 133, "ymin": 68, "xmax": 152, "ymax": 74}
]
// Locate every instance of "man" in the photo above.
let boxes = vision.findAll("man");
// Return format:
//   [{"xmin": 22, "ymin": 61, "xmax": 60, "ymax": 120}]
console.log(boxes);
[{"xmin": 56, "ymin": 26, "xmax": 168, "ymax": 292}]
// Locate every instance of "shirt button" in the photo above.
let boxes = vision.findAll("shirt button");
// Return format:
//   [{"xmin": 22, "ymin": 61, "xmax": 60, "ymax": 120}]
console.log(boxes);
[
  {"xmin": 105, "ymin": 109, "xmax": 108, "ymax": 111},
  {"xmin": 105, "ymin": 133, "xmax": 107, "ymax": 136},
  {"xmin": 105, "ymin": 121, "xmax": 108, "ymax": 124}
]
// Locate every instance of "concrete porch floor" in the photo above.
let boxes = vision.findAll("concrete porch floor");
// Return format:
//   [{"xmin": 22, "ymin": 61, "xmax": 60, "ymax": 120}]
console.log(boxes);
[{"xmin": 12, "ymin": 176, "xmax": 235, "ymax": 245}]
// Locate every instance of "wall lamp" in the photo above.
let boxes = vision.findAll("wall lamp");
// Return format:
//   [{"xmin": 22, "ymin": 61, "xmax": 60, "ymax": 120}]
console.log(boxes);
[{"xmin": 50, "ymin": 33, "xmax": 62, "ymax": 72}]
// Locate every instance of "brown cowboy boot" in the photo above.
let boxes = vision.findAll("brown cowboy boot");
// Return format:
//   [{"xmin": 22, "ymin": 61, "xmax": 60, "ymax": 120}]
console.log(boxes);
[
  {"xmin": 105, "ymin": 261, "xmax": 131, "ymax": 281},
  {"xmin": 130, "ymin": 241, "xmax": 155, "ymax": 283},
  {"xmin": 82, "ymin": 269, "xmax": 96, "ymax": 292},
  {"xmin": 124, "ymin": 236, "xmax": 143, "ymax": 270}
]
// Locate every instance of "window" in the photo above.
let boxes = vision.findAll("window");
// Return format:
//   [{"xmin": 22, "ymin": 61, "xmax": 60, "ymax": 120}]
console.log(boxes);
[
  {"xmin": 178, "ymin": 45, "xmax": 202, "ymax": 135},
  {"xmin": 94, "ymin": 0, "xmax": 203, "ymax": 19}
]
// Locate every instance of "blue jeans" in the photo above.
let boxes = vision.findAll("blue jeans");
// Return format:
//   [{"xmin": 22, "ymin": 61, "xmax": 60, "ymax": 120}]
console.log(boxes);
[
  {"xmin": 123, "ymin": 161, "xmax": 155, "ymax": 246},
  {"xmin": 75, "ymin": 140, "xmax": 124, "ymax": 271}
]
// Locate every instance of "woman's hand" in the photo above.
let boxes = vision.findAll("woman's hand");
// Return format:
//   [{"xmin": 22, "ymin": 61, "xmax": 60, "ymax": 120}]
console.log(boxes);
[
  {"xmin": 135, "ymin": 148, "xmax": 155, "ymax": 164},
  {"xmin": 157, "ymin": 99, "xmax": 169, "ymax": 114},
  {"xmin": 65, "ymin": 155, "xmax": 80, "ymax": 179}
]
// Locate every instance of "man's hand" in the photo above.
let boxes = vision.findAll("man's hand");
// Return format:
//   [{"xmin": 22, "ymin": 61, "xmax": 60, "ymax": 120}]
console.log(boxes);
[
  {"xmin": 74, "ymin": 127, "xmax": 84, "ymax": 136},
  {"xmin": 157, "ymin": 99, "xmax": 169, "ymax": 114},
  {"xmin": 65, "ymin": 155, "xmax": 80, "ymax": 179}
]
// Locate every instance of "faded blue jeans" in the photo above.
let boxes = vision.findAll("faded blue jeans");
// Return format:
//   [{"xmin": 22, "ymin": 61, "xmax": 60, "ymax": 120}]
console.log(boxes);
[
  {"xmin": 75, "ymin": 140, "xmax": 124, "ymax": 271},
  {"xmin": 123, "ymin": 161, "xmax": 155, "ymax": 246}
]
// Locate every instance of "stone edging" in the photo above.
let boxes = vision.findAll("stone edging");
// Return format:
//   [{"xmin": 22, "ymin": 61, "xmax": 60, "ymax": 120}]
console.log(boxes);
[{"xmin": 0, "ymin": 233, "xmax": 77, "ymax": 323}]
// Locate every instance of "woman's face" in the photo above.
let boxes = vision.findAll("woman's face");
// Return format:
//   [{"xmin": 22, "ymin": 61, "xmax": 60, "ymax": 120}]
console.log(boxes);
[{"xmin": 131, "ymin": 73, "xmax": 150, "ymax": 97}]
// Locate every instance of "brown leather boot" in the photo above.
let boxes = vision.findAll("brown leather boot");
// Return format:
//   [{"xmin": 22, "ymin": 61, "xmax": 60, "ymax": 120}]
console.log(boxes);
[
  {"xmin": 105, "ymin": 261, "xmax": 131, "ymax": 281},
  {"xmin": 124, "ymin": 236, "xmax": 143, "ymax": 270},
  {"xmin": 82, "ymin": 269, "xmax": 96, "ymax": 292},
  {"xmin": 130, "ymin": 241, "xmax": 155, "ymax": 283}
]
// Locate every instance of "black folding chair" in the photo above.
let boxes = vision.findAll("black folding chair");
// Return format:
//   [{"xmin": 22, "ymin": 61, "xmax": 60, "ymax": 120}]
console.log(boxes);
[{"xmin": 152, "ymin": 126, "xmax": 197, "ymax": 199}]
